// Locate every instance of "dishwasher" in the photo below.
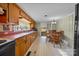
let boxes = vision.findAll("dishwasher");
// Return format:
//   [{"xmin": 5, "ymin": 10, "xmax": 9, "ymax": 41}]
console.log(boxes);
[{"xmin": 0, "ymin": 40, "xmax": 15, "ymax": 56}]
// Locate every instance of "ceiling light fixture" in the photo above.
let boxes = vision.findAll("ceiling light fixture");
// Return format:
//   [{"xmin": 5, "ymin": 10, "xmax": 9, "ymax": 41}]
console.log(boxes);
[{"xmin": 44, "ymin": 14, "xmax": 48, "ymax": 17}]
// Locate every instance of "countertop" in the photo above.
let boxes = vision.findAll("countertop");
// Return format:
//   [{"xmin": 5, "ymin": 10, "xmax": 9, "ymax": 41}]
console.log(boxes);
[
  {"xmin": 0, "ymin": 31, "xmax": 35, "ymax": 40},
  {"xmin": 0, "ymin": 31, "xmax": 36, "ymax": 46}
]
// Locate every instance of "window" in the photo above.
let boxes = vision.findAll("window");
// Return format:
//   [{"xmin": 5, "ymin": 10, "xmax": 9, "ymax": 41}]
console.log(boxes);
[{"xmin": 19, "ymin": 18, "xmax": 30, "ymax": 31}]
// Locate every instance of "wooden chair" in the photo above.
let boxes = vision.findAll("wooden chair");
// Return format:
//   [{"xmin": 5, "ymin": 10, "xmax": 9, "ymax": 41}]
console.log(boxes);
[
  {"xmin": 52, "ymin": 32, "xmax": 61, "ymax": 47},
  {"xmin": 46, "ymin": 30, "xmax": 64, "ymax": 48}
]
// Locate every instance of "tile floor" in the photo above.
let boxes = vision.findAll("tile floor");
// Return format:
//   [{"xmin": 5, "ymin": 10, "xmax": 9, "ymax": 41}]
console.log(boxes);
[{"xmin": 35, "ymin": 36, "xmax": 73, "ymax": 56}]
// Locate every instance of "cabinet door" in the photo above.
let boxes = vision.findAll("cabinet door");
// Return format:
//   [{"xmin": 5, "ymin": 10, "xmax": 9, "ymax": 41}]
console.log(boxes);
[
  {"xmin": 16, "ymin": 37, "xmax": 23, "ymax": 56},
  {"xmin": 16, "ymin": 36, "xmax": 26, "ymax": 56},
  {"xmin": 30, "ymin": 22, "xmax": 36, "ymax": 29},
  {"xmin": 9, "ymin": 4, "xmax": 19, "ymax": 24},
  {"xmin": 16, "ymin": 44, "xmax": 21, "ymax": 56},
  {"xmin": 16, "ymin": 43, "xmax": 25, "ymax": 56},
  {"xmin": 0, "ymin": 3, "xmax": 8, "ymax": 10},
  {"xmin": 25, "ymin": 35, "xmax": 31, "ymax": 51},
  {"xmin": 20, "ymin": 11, "xmax": 29, "ymax": 20},
  {"xmin": 20, "ymin": 36, "xmax": 26, "ymax": 56},
  {"xmin": 0, "ymin": 3, "xmax": 8, "ymax": 23},
  {"xmin": 20, "ymin": 42, "xmax": 26, "ymax": 56}
]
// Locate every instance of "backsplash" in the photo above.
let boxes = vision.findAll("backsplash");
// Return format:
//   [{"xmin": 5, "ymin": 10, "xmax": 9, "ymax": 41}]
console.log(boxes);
[
  {"xmin": 3, "ymin": 25, "xmax": 9, "ymax": 31},
  {"xmin": 0, "ymin": 24, "xmax": 13, "ymax": 32},
  {"xmin": 0, "ymin": 25, "xmax": 3, "ymax": 32}
]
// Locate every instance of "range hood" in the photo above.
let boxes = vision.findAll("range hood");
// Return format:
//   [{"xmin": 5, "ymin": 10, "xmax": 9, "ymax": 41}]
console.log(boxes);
[{"xmin": 0, "ymin": 7, "xmax": 4, "ymax": 15}]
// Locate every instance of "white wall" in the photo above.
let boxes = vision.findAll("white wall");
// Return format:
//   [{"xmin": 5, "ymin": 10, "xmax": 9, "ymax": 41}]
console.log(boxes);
[
  {"xmin": 36, "ymin": 22, "xmax": 57, "ymax": 36},
  {"xmin": 56, "ymin": 13, "xmax": 75, "ymax": 48},
  {"xmin": 37, "ymin": 22, "xmax": 57, "ymax": 31}
]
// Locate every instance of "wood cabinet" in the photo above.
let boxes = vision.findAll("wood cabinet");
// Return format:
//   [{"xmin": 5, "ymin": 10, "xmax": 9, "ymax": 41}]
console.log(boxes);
[
  {"xmin": 15, "ymin": 32, "xmax": 37, "ymax": 56},
  {"xmin": 0, "ymin": 3, "xmax": 20, "ymax": 24},
  {"xmin": 16, "ymin": 44, "xmax": 22, "ymax": 56},
  {"xmin": 20, "ymin": 10, "xmax": 30, "ymax": 21},
  {"xmin": 16, "ymin": 36, "xmax": 26, "ymax": 56},
  {"xmin": 20, "ymin": 10, "xmax": 37, "ymax": 28},
  {"xmin": 9, "ymin": 3, "xmax": 20, "ymax": 24},
  {"xmin": 16, "ymin": 37, "xmax": 23, "ymax": 56},
  {"xmin": 0, "ymin": 3, "xmax": 36, "ymax": 26},
  {"xmin": 0, "ymin": 3, "xmax": 8, "ymax": 10},
  {"xmin": 0, "ymin": 3, "xmax": 36, "ymax": 31},
  {"xmin": 0, "ymin": 3, "xmax": 8, "ymax": 23},
  {"xmin": 30, "ymin": 21, "xmax": 36, "ymax": 29}
]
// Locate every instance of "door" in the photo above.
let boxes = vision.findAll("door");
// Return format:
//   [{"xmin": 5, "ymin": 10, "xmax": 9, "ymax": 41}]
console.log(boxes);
[
  {"xmin": 74, "ymin": 3, "xmax": 79, "ymax": 56},
  {"xmin": 0, "ymin": 3, "xmax": 8, "ymax": 23},
  {"xmin": 9, "ymin": 3, "xmax": 19, "ymax": 24}
]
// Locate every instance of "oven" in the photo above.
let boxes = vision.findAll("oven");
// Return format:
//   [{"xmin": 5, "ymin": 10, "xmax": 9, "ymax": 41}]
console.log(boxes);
[{"xmin": 0, "ymin": 40, "xmax": 15, "ymax": 56}]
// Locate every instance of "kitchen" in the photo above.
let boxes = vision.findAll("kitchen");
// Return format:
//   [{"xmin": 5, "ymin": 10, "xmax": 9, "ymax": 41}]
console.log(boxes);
[
  {"xmin": 0, "ymin": 3, "xmax": 38, "ymax": 56},
  {"xmin": 0, "ymin": 3, "xmax": 78, "ymax": 56},
  {"xmin": 0, "ymin": 1, "xmax": 79, "ymax": 59}
]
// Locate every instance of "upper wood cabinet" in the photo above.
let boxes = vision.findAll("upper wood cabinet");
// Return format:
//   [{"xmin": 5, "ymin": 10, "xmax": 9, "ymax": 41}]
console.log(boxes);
[
  {"xmin": 0, "ymin": 3, "xmax": 8, "ymax": 10},
  {"xmin": 0, "ymin": 3, "xmax": 8, "ymax": 23},
  {"xmin": 20, "ymin": 10, "xmax": 31, "ymax": 22},
  {"xmin": 9, "ymin": 4, "xmax": 20, "ymax": 24},
  {"xmin": 30, "ymin": 21, "xmax": 36, "ymax": 29},
  {"xmin": 0, "ymin": 3, "xmax": 36, "ymax": 25},
  {"xmin": 0, "ymin": 3, "xmax": 20, "ymax": 24}
]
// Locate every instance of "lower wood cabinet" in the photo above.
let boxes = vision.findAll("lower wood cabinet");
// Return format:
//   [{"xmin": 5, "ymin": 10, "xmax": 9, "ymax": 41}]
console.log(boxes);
[
  {"xmin": 20, "ymin": 42, "xmax": 26, "ymax": 56},
  {"xmin": 16, "ymin": 44, "xmax": 22, "ymax": 56},
  {"xmin": 16, "ymin": 42, "xmax": 26, "ymax": 56},
  {"xmin": 15, "ymin": 32, "xmax": 37, "ymax": 56}
]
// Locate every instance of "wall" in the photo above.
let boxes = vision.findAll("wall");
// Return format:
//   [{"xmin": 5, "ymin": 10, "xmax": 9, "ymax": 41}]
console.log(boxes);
[
  {"xmin": 56, "ymin": 13, "xmax": 75, "ymax": 48},
  {"xmin": 36, "ymin": 22, "xmax": 41, "ymax": 36},
  {"xmin": 36, "ymin": 22, "xmax": 57, "ymax": 36},
  {"xmin": 37, "ymin": 22, "xmax": 57, "ymax": 31}
]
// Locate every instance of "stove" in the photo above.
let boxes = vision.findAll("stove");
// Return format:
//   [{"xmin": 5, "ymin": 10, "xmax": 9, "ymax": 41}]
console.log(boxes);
[{"xmin": 0, "ymin": 40, "xmax": 7, "ymax": 44}]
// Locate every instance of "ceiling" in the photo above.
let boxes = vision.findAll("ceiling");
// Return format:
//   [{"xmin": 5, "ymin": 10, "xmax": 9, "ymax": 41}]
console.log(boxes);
[{"xmin": 17, "ymin": 3, "xmax": 76, "ymax": 22}]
